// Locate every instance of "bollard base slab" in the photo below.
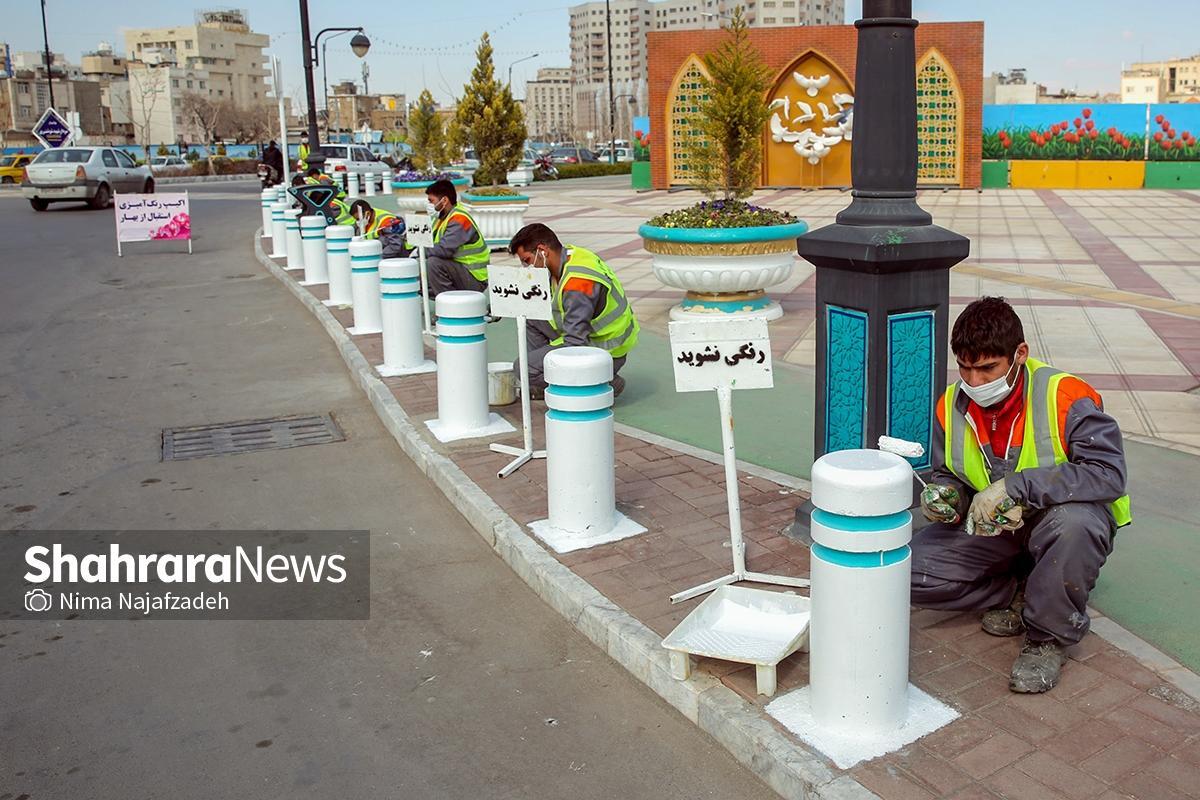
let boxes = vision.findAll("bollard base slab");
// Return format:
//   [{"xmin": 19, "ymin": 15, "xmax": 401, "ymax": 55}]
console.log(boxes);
[
  {"xmin": 377, "ymin": 359, "xmax": 436, "ymax": 377},
  {"xmin": 299, "ymin": 279, "xmax": 329, "ymax": 287},
  {"xmin": 765, "ymin": 683, "xmax": 959, "ymax": 770},
  {"xmin": 346, "ymin": 325, "xmax": 383, "ymax": 336},
  {"xmin": 322, "ymin": 299, "xmax": 351, "ymax": 308},
  {"xmin": 268, "ymin": 251, "xmax": 286, "ymax": 259},
  {"xmin": 424, "ymin": 413, "xmax": 515, "ymax": 443},
  {"xmin": 528, "ymin": 511, "xmax": 647, "ymax": 555}
]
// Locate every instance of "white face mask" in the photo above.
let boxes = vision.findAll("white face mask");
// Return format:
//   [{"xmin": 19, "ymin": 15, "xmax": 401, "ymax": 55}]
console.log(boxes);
[{"xmin": 960, "ymin": 352, "xmax": 1021, "ymax": 408}]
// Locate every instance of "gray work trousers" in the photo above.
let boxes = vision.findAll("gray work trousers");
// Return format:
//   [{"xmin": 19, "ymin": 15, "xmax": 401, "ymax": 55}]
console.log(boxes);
[
  {"xmin": 426, "ymin": 254, "xmax": 486, "ymax": 299},
  {"xmin": 523, "ymin": 319, "xmax": 625, "ymax": 390},
  {"xmin": 910, "ymin": 501, "xmax": 1116, "ymax": 646}
]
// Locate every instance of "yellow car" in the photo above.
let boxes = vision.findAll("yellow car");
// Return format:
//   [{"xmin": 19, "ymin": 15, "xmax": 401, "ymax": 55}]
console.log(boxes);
[{"xmin": 0, "ymin": 153, "xmax": 36, "ymax": 185}]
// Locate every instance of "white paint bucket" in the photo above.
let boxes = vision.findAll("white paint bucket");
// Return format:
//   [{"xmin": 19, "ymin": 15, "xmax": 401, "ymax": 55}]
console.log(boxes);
[{"xmin": 488, "ymin": 362, "xmax": 517, "ymax": 405}]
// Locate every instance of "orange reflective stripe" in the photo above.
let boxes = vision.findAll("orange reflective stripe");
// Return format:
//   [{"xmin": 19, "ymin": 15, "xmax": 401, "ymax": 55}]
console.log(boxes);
[
  {"xmin": 562, "ymin": 277, "xmax": 597, "ymax": 295},
  {"xmin": 448, "ymin": 211, "xmax": 474, "ymax": 233},
  {"xmin": 1055, "ymin": 375, "xmax": 1102, "ymax": 458}
]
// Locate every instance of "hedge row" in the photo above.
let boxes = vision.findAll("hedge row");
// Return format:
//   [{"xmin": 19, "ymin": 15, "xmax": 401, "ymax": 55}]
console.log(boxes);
[{"xmin": 545, "ymin": 162, "xmax": 632, "ymax": 180}]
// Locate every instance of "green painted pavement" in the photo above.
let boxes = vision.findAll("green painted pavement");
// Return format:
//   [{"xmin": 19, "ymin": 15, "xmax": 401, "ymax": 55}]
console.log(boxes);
[{"xmin": 484, "ymin": 321, "xmax": 1200, "ymax": 673}]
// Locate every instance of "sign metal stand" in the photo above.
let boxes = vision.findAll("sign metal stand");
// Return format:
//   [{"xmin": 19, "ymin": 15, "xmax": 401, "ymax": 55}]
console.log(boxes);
[{"xmin": 403, "ymin": 212, "xmax": 435, "ymax": 334}]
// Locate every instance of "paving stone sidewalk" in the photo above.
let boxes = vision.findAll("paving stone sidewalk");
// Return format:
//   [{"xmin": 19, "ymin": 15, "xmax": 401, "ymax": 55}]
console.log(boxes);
[{"xmin": 288, "ymin": 271, "xmax": 1200, "ymax": 800}]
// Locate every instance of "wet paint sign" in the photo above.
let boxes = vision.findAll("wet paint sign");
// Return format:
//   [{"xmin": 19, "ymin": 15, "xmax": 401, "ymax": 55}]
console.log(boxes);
[
  {"xmin": 669, "ymin": 318, "xmax": 774, "ymax": 393},
  {"xmin": 487, "ymin": 264, "xmax": 553, "ymax": 321}
]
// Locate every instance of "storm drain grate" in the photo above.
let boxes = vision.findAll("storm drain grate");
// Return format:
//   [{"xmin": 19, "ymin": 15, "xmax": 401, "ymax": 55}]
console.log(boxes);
[{"xmin": 162, "ymin": 413, "xmax": 345, "ymax": 461}]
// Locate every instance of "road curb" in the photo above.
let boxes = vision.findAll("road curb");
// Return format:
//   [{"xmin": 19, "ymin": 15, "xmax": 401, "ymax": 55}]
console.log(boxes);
[
  {"xmin": 252, "ymin": 228, "xmax": 878, "ymax": 800},
  {"xmin": 158, "ymin": 174, "xmax": 259, "ymax": 184}
]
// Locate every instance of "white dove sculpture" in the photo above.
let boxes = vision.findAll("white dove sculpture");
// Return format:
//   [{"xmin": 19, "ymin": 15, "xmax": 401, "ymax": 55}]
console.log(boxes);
[
  {"xmin": 792, "ymin": 100, "xmax": 815, "ymax": 124},
  {"xmin": 793, "ymin": 72, "xmax": 830, "ymax": 97},
  {"xmin": 768, "ymin": 96, "xmax": 790, "ymax": 120}
]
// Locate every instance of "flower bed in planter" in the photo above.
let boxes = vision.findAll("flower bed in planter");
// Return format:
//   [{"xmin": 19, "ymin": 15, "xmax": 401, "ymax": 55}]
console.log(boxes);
[
  {"xmin": 639, "ymin": 201, "xmax": 807, "ymax": 321},
  {"xmin": 391, "ymin": 172, "xmax": 469, "ymax": 213},
  {"xmin": 462, "ymin": 189, "xmax": 531, "ymax": 249}
]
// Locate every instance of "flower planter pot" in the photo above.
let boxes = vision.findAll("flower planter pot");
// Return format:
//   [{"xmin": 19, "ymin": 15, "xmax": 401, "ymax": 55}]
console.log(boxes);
[
  {"xmin": 391, "ymin": 176, "xmax": 470, "ymax": 213},
  {"xmin": 638, "ymin": 221, "xmax": 808, "ymax": 321},
  {"xmin": 507, "ymin": 166, "xmax": 534, "ymax": 187},
  {"xmin": 462, "ymin": 192, "xmax": 531, "ymax": 250}
]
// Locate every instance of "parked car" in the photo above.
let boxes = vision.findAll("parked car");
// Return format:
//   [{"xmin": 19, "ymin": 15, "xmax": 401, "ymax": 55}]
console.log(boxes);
[
  {"xmin": 150, "ymin": 155, "xmax": 188, "ymax": 173},
  {"xmin": 0, "ymin": 153, "xmax": 36, "ymax": 184},
  {"xmin": 315, "ymin": 144, "xmax": 388, "ymax": 189},
  {"xmin": 22, "ymin": 146, "xmax": 154, "ymax": 211},
  {"xmin": 549, "ymin": 147, "xmax": 599, "ymax": 164},
  {"xmin": 596, "ymin": 147, "xmax": 634, "ymax": 163}
]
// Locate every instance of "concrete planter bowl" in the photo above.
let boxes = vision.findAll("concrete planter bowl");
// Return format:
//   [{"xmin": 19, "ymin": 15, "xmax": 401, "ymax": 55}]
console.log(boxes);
[
  {"xmin": 462, "ymin": 192, "xmax": 531, "ymax": 250},
  {"xmin": 507, "ymin": 165, "xmax": 535, "ymax": 187},
  {"xmin": 638, "ymin": 220, "xmax": 808, "ymax": 321},
  {"xmin": 391, "ymin": 176, "xmax": 470, "ymax": 213}
]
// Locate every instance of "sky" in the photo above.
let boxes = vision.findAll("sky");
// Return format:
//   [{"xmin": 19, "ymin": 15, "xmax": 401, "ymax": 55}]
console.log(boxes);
[{"xmin": 4, "ymin": 0, "xmax": 1198, "ymax": 109}]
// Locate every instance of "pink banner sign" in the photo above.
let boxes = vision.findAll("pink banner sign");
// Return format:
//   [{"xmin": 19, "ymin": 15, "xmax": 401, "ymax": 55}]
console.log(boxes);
[{"xmin": 115, "ymin": 193, "xmax": 191, "ymax": 242}]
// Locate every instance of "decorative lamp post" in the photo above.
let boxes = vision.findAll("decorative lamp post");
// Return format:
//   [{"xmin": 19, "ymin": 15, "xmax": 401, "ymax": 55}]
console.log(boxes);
[
  {"xmin": 298, "ymin": 0, "xmax": 369, "ymax": 173},
  {"xmin": 792, "ymin": 0, "xmax": 969, "ymax": 534}
]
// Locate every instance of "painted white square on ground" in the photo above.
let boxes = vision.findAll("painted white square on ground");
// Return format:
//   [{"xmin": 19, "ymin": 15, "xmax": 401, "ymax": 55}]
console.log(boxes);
[
  {"xmin": 528, "ymin": 511, "xmax": 647, "ymax": 554},
  {"xmin": 424, "ymin": 413, "xmax": 515, "ymax": 443}
]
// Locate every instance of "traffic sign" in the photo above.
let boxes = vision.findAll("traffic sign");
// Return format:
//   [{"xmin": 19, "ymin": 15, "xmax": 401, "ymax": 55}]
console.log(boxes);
[{"xmin": 32, "ymin": 107, "xmax": 73, "ymax": 149}]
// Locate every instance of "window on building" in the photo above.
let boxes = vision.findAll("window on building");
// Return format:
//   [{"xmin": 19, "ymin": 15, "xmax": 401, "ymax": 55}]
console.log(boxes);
[
  {"xmin": 18, "ymin": 83, "xmax": 29, "ymax": 94},
  {"xmin": 185, "ymin": 40, "xmax": 193, "ymax": 49},
  {"xmin": 199, "ymin": 81, "xmax": 206, "ymax": 89},
  {"xmin": 186, "ymin": 80, "xmax": 193, "ymax": 88},
  {"xmin": 218, "ymin": 89, "xmax": 224, "ymax": 96},
  {"xmin": 764, "ymin": 16, "xmax": 776, "ymax": 22},
  {"xmin": 172, "ymin": 79, "xmax": 179, "ymax": 88}
]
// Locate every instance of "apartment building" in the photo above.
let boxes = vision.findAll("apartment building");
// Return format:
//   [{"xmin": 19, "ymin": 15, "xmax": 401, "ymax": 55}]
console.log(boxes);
[{"xmin": 525, "ymin": 67, "xmax": 573, "ymax": 141}]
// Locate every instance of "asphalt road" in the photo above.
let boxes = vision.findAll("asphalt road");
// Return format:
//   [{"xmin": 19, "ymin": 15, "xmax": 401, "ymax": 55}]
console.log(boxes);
[{"xmin": 0, "ymin": 181, "xmax": 777, "ymax": 799}]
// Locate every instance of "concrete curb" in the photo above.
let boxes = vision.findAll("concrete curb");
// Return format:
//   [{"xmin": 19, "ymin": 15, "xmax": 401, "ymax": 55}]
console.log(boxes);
[{"xmin": 251, "ymin": 228, "xmax": 878, "ymax": 800}]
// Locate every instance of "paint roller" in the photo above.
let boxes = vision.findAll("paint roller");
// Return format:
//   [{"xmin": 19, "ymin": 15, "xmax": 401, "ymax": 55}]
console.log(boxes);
[{"xmin": 877, "ymin": 436, "xmax": 928, "ymax": 487}]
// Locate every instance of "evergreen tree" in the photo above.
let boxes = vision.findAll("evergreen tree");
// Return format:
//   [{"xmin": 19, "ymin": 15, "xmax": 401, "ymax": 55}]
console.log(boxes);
[
  {"xmin": 453, "ymin": 33, "xmax": 527, "ymax": 185},
  {"xmin": 408, "ymin": 89, "xmax": 447, "ymax": 170},
  {"xmin": 685, "ymin": 7, "xmax": 771, "ymax": 200}
]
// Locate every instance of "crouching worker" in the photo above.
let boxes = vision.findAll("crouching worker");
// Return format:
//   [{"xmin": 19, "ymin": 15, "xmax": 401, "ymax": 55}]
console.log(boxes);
[
  {"xmin": 911, "ymin": 296, "xmax": 1130, "ymax": 694},
  {"xmin": 349, "ymin": 200, "xmax": 408, "ymax": 259},
  {"xmin": 508, "ymin": 223, "xmax": 638, "ymax": 400},
  {"xmin": 424, "ymin": 179, "xmax": 489, "ymax": 298}
]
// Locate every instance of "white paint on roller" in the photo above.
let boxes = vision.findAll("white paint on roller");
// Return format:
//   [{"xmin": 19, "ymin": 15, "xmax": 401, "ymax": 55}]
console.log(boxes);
[
  {"xmin": 766, "ymin": 683, "xmax": 959, "ymax": 770},
  {"xmin": 877, "ymin": 435, "xmax": 925, "ymax": 458}
]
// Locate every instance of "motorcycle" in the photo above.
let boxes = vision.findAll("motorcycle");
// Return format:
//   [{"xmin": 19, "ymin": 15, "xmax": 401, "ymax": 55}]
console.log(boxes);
[
  {"xmin": 257, "ymin": 162, "xmax": 279, "ymax": 189},
  {"xmin": 534, "ymin": 154, "xmax": 559, "ymax": 181}
]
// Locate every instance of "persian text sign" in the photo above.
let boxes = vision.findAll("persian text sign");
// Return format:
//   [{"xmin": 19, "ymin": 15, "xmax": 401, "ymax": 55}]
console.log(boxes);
[
  {"xmin": 669, "ymin": 318, "xmax": 774, "ymax": 393},
  {"xmin": 115, "ymin": 193, "xmax": 191, "ymax": 242},
  {"xmin": 403, "ymin": 212, "xmax": 434, "ymax": 248},
  {"xmin": 487, "ymin": 264, "xmax": 553, "ymax": 321}
]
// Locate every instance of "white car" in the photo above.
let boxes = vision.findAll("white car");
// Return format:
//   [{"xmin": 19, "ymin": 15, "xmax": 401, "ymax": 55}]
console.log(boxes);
[
  {"xmin": 597, "ymin": 147, "xmax": 634, "ymax": 163},
  {"xmin": 315, "ymin": 144, "xmax": 388, "ymax": 190},
  {"xmin": 150, "ymin": 155, "xmax": 188, "ymax": 173},
  {"xmin": 22, "ymin": 146, "xmax": 154, "ymax": 211}
]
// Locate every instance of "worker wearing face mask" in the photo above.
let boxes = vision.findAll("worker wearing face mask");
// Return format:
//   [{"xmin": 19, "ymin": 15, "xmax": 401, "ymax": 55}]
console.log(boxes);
[
  {"xmin": 423, "ymin": 178, "xmax": 489, "ymax": 298},
  {"xmin": 910, "ymin": 297, "xmax": 1130, "ymax": 695},
  {"xmin": 508, "ymin": 223, "xmax": 638, "ymax": 399}
]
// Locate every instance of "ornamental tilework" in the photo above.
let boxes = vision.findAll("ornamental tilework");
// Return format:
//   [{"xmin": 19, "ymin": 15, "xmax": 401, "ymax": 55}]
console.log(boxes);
[
  {"xmin": 825, "ymin": 305, "xmax": 868, "ymax": 453},
  {"xmin": 887, "ymin": 311, "xmax": 935, "ymax": 469},
  {"xmin": 667, "ymin": 58, "xmax": 711, "ymax": 185},
  {"xmin": 916, "ymin": 50, "xmax": 961, "ymax": 185}
]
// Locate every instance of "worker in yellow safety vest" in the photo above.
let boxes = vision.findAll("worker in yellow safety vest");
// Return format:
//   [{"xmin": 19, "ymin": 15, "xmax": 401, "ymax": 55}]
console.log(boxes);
[
  {"xmin": 911, "ymin": 296, "xmax": 1130, "ymax": 695},
  {"xmin": 423, "ymin": 178, "xmax": 488, "ymax": 298},
  {"xmin": 296, "ymin": 132, "xmax": 310, "ymax": 172},
  {"xmin": 508, "ymin": 222, "xmax": 638, "ymax": 400},
  {"xmin": 349, "ymin": 199, "xmax": 407, "ymax": 258}
]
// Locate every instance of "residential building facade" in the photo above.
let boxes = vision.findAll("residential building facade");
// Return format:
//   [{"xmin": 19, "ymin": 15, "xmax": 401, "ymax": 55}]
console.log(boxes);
[{"xmin": 525, "ymin": 67, "xmax": 572, "ymax": 141}]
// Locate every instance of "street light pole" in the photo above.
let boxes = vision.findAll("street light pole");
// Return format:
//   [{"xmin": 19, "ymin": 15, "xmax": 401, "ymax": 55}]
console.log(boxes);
[
  {"xmin": 605, "ymin": 0, "xmax": 616, "ymax": 164},
  {"xmin": 40, "ymin": 0, "xmax": 55, "ymax": 109},
  {"xmin": 297, "ymin": 0, "xmax": 369, "ymax": 173},
  {"xmin": 507, "ymin": 53, "xmax": 539, "ymax": 88}
]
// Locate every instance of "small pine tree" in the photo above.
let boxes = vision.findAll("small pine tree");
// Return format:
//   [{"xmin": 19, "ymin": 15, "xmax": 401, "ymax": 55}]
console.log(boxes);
[
  {"xmin": 452, "ymin": 33, "xmax": 527, "ymax": 185},
  {"xmin": 685, "ymin": 7, "xmax": 771, "ymax": 200},
  {"xmin": 408, "ymin": 89, "xmax": 447, "ymax": 170},
  {"xmin": 156, "ymin": 144, "xmax": 171, "ymax": 156}
]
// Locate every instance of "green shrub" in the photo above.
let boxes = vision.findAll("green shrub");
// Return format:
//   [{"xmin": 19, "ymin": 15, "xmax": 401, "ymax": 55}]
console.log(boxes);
[
  {"xmin": 549, "ymin": 162, "xmax": 632, "ymax": 180},
  {"xmin": 464, "ymin": 185, "xmax": 524, "ymax": 197},
  {"xmin": 156, "ymin": 144, "xmax": 171, "ymax": 156}
]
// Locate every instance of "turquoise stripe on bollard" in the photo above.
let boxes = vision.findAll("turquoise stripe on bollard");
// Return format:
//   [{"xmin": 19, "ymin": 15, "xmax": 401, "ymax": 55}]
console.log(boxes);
[
  {"xmin": 811, "ymin": 509, "xmax": 911, "ymax": 532},
  {"xmin": 547, "ymin": 408, "xmax": 613, "ymax": 422},
  {"xmin": 380, "ymin": 277, "xmax": 420, "ymax": 286},
  {"xmin": 546, "ymin": 382, "xmax": 609, "ymax": 397},
  {"xmin": 351, "ymin": 266, "xmax": 379, "ymax": 274},
  {"xmin": 327, "ymin": 248, "xmax": 349, "ymax": 254},
  {"xmin": 437, "ymin": 333, "xmax": 486, "ymax": 344},
  {"xmin": 437, "ymin": 315, "xmax": 486, "ymax": 326},
  {"xmin": 382, "ymin": 291, "xmax": 421, "ymax": 299},
  {"xmin": 811, "ymin": 542, "xmax": 911, "ymax": 568}
]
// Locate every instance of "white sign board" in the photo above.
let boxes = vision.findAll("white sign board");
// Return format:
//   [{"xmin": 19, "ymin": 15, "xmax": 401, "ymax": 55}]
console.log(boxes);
[
  {"xmin": 487, "ymin": 264, "xmax": 553, "ymax": 321},
  {"xmin": 669, "ymin": 318, "xmax": 774, "ymax": 393},
  {"xmin": 403, "ymin": 212, "xmax": 434, "ymax": 248},
  {"xmin": 115, "ymin": 193, "xmax": 191, "ymax": 242}
]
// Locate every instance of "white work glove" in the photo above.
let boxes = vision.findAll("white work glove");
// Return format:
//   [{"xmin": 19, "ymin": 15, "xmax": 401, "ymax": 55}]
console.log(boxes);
[
  {"xmin": 966, "ymin": 478, "xmax": 1023, "ymax": 536},
  {"xmin": 920, "ymin": 484, "xmax": 961, "ymax": 524}
]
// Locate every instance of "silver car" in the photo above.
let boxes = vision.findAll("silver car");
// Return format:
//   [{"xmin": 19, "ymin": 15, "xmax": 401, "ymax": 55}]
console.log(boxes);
[{"xmin": 22, "ymin": 147, "xmax": 154, "ymax": 211}]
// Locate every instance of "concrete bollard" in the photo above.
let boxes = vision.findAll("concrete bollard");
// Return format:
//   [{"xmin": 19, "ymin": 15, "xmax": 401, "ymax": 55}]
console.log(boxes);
[
  {"xmin": 423, "ymin": 291, "xmax": 514, "ymax": 443},
  {"xmin": 323, "ymin": 225, "xmax": 355, "ymax": 307},
  {"xmin": 364, "ymin": 171, "xmax": 376, "ymax": 197},
  {"xmin": 376, "ymin": 258, "xmax": 435, "ymax": 377},
  {"xmin": 380, "ymin": 167, "xmax": 392, "ymax": 188},
  {"xmin": 545, "ymin": 347, "xmax": 615, "ymax": 533},
  {"xmin": 808, "ymin": 449, "xmax": 913, "ymax": 733},
  {"xmin": 347, "ymin": 172, "xmax": 360, "ymax": 199},
  {"xmin": 299, "ymin": 215, "xmax": 329, "ymax": 286},
  {"xmin": 260, "ymin": 189, "xmax": 275, "ymax": 237},
  {"xmin": 269, "ymin": 201, "xmax": 289, "ymax": 258},
  {"xmin": 275, "ymin": 185, "xmax": 286, "ymax": 205},
  {"xmin": 284, "ymin": 209, "xmax": 305, "ymax": 271},
  {"xmin": 346, "ymin": 239, "xmax": 383, "ymax": 335}
]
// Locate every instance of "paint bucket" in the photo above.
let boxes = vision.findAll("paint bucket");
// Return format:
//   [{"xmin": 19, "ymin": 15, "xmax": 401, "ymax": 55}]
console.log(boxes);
[{"xmin": 488, "ymin": 362, "xmax": 517, "ymax": 406}]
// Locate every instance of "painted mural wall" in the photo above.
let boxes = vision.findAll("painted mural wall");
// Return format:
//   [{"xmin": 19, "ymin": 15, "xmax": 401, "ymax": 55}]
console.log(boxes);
[{"xmin": 983, "ymin": 104, "xmax": 1200, "ymax": 161}]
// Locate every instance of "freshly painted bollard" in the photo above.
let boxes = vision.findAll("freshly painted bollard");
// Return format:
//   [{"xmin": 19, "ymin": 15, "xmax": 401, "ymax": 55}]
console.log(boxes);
[
  {"xmin": 528, "ymin": 348, "xmax": 645, "ymax": 553},
  {"xmin": 260, "ymin": 189, "xmax": 275, "ymax": 237},
  {"xmin": 284, "ymin": 209, "xmax": 305, "ymax": 271},
  {"xmin": 379, "ymin": 168, "xmax": 392, "ymax": 188},
  {"xmin": 347, "ymin": 172, "xmax": 360, "ymax": 199},
  {"xmin": 364, "ymin": 171, "xmax": 376, "ymax": 197},
  {"xmin": 323, "ymin": 225, "xmax": 354, "ymax": 307},
  {"xmin": 275, "ymin": 186, "xmax": 286, "ymax": 204},
  {"xmin": 268, "ymin": 201, "xmax": 289, "ymax": 258},
  {"xmin": 424, "ymin": 291, "xmax": 514, "ymax": 443},
  {"xmin": 376, "ymin": 258, "xmax": 435, "ymax": 377},
  {"xmin": 808, "ymin": 449, "xmax": 913, "ymax": 733},
  {"xmin": 347, "ymin": 239, "xmax": 383, "ymax": 335},
  {"xmin": 299, "ymin": 215, "xmax": 329, "ymax": 286}
]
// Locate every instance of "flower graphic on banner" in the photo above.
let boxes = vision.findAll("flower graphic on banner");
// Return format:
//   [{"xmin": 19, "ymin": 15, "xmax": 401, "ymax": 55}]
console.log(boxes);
[{"xmin": 151, "ymin": 212, "xmax": 191, "ymax": 240}]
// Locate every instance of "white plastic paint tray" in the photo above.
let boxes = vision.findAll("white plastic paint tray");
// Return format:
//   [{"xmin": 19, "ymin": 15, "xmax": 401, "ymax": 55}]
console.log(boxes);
[{"xmin": 662, "ymin": 585, "xmax": 811, "ymax": 696}]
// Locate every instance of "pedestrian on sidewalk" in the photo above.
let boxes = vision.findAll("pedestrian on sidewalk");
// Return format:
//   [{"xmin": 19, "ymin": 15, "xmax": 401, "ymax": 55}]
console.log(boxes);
[
  {"xmin": 423, "ymin": 179, "xmax": 489, "ymax": 298},
  {"xmin": 911, "ymin": 296, "xmax": 1131, "ymax": 694},
  {"xmin": 508, "ymin": 223, "xmax": 639, "ymax": 400}
]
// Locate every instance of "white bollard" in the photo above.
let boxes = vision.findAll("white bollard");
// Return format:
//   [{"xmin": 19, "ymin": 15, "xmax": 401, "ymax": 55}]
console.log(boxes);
[
  {"xmin": 380, "ymin": 167, "xmax": 392, "ymax": 188},
  {"xmin": 299, "ymin": 215, "xmax": 328, "ymax": 286},
  {"xmin": 269, "ymin": 201, "xmax": 289, "ymax": 258},
  {"xmin": 323, "ymin": 225, "xmax": 354, "ymax": 307},
  {"xmin": 808, "ymin": 449, "xmax": 913, "ymax": 733},
  {"xmin": 347, "ymin": 239, "xmax": 383, "ymax": 335},
  {"xmin": 284, "ymin": 209, "xmax": 305, "ymax": 271},
  {"xmin": 364, "ymin": 171, "xmax": 376, "ymax": 197},
  {"xmin": 275, "ymin": 185, "xmax": 286, "ymax": 204},
  {"xmin": 260, "ymin": 189, "xmax": 275, "ymax": 237},
  {"xmin": 424, "ymin": 291, "xmax": 514, "ymax": 443},
  {"xmin": 376, "ymin": 258, "xmax": 435, "ymax": 377},
  {"xmin": 347, "ymin": 171, "xmax": 360, "ymax": 199}
]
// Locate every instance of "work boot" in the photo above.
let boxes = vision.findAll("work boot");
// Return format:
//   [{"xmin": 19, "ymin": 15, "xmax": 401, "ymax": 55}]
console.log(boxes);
[
  {"xmin": 1009, "ymin": 638, "xmax": 1067, "ymax": 694},
  {"xmin": 982, "ymin": 586, "xmax": 1025, "ymax": 637},
  {"xmin": 528, "ymin": 384, "xmax": 545, "ymax": 401},
  {"xmin": 610, "ymin": 375, "xmax": 626, "ymax": 399}
]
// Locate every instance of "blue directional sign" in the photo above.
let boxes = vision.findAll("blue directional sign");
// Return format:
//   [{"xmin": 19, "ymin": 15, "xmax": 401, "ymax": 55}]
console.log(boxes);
[{"xmin": 33, "ymin": 107, "xmax": 73, "ymax": 149}]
